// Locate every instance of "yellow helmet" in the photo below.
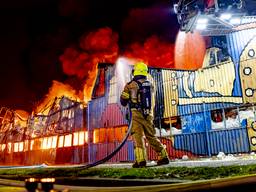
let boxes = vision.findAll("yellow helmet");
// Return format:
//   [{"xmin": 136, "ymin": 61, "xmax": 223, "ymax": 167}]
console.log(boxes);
[{"xmin": 133, "ymin": 62, "xmax": 148, "ymax": 76}]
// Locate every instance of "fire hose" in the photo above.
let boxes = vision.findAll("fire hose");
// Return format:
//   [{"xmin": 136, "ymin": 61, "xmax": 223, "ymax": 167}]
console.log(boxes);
[
  {"xmin": 0, "ymin": 108, "xmax": 133, "ymax": 192},
  {"xmin": 0, "ymin": 107, "xmax": 132, "ymax": 170}
]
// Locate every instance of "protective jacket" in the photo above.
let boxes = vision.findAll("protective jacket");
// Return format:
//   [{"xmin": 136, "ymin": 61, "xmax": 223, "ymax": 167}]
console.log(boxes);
[
  {"xmin": 120, "ymin": 75, "xmax": 154, "ymax": 117},
  {"xmin": 120, "ymin": 75, "xmax": 169, "ymax": 167}
]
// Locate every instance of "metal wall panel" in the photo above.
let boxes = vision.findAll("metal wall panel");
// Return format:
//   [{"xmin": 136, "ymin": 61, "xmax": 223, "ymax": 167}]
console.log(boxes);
[
  {"xmin": 147, "ymin": 127, "xmax": 248, "ymax": 159},
  {"xmin": 161, "ymin": 70, "xmax": 179, "ymax": 118},
  {"xmin": 89, "ymin": 66, "xmax": 127, "ymax": 129},
  {"xmin": 149, "ymin": 69, "xmax": 165, "ymax": 125},
  {"xmin": 127, "ymin": 140, "xmax": 135, "ymax": 161},
  {"xmin": 146, "ymin": 137, "xmax": 197, "ymax": 160},
  {"xmin": 239, "ymin": 36, "xmax": 256, "ymax": 103},
  {"xmin": 226, "ymin": 27, "xmax": 256, "ymax": 97},
  {"xmin": 208, "ymin": 128, "xmax": 250, "ymax": 155},
  {"xmin": 90, "ymin": 141, "xmax": 134, "ymax": 163},
  {"xmin": 100, "ymin": 104, "xmax": 126, "ymax": 127},
  {"xmin": 181, "ymin": 112, "xmax": 211, "ymax": 133},
  {"xmin": 173, "ymin": 132, "xmax": 208, "ymax": 155},
  {"xmin": 177, "ymin": 62, "xmax": 243, "ymax": 116},
  {"xmin": 74, "ymin": 104, "xmax": 84, "ymax": 129}
]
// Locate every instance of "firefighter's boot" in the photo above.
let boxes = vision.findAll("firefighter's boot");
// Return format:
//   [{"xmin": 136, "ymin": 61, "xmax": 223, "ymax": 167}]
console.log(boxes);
[
  {"xmin": 157, "ymin": 148, "xmax": 170, "ymax": 166},
  {"xmin": 132, "ymin": 147, "xmax": 146, "ymax": 168}
]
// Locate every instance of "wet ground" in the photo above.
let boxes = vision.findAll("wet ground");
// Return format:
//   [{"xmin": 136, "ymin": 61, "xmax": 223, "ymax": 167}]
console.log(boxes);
[{"xmin": 2, "ymin": 154, "xmax": 256, "ymax": 191}]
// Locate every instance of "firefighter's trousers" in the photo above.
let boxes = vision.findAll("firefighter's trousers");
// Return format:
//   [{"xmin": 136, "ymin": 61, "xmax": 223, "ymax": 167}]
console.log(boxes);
[{"xmin": 131, "ymin": 109, "xmax": 168, "ymax": 163}]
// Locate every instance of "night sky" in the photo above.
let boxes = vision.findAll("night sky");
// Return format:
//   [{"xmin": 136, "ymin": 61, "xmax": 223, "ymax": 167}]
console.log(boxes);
[{"xmin": 0, "ymin": 0, "xmax": 178, "ymax": 112}]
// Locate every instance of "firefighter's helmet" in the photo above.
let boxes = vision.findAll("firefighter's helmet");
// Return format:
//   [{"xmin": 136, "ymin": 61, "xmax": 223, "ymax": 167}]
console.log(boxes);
[{"xmin": 133, "ymin": 62, "xmax": 148, "ymax": 76}]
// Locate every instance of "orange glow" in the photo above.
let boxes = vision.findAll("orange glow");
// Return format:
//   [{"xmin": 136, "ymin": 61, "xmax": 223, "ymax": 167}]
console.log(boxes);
[
  {"xmin": 47, "ymin": 137, "xmax": 52, "ymax": 149},
  {"xmin": 24, "ymin": 140, "xmax": 29, "ymax": 151},
  {"xmin": 14, "ymin": 143, "xmax": 19, "ymax": 152},
  {"xmin": 40, "ymin": 178, "xmax": 55, "ymax": 183},
  {"xmin": 93, "ymin": 129, "xmax": 98, "ymax": 143},
  {"xmin": 26, "ymin": 178, "xmax": 37, "ymax": 183},
  {"xmin": 93, "ymin": 126, "xmax": 127, "ymax": 143},
  {"xmin": 15, "ymin": 109, "xmax": 29, "ymax": 120},
  {"xmin": 19, "ymin": 142, "xmax": 24, "ymax": 152},
  {"xmin": 175, "ymin": 31, "xmax": 206, "ymax": 70},
  {"xmin": 42, "ymin": 137, "xmax": 48, "ymax": 150},
  {"xmin": 52, "ymin": 136, "xmax": 57, "ymax": 148},
  {"xmin": 30, "ymin": 140, "xmax": 34, "ymax": 150},
  {"xmin": 0, "ymin": 144, "xmax": 4, "ymax": 151},
  {"xmin": 58, "ymin": 136, "xmax": 64, "ymax": 148},
  {"xmin": 35, "ymin": 81, "xmax": 83, "ymax": 114},
  {"xmin": 73, "ymin": 132, "xmax": 79, "ymax": 146},
  {"xmin": 73, "ymin": 131, "xmax": 87, "ymax": 146},
  {"xmin": 41, "ymin": 136, "xmax": 58, "ymax": 149},
  {"xmin": 79, "ymin": 131, "xmax": 86, "ymax": 145},
  {"xmin": 85, "ymin": 131, "xmax": 88, "ymax": 143},
  {"xmin": 64, "ymin": 134, "xmax": 72, "ymax": 147},
  {"xmin": 7, "ymin": 142, "xmax": 12, "ymax": 153},
  {"xmin": 83, "ymin": 64, "xmax": 98, "ymax": 103},
  {"xmin": 60, "ymin": 27, "xmax": 118, "ymax": 104},
  {"xmin": 124, "ymin": 36, "xmax": 175, "ymax": 68}
]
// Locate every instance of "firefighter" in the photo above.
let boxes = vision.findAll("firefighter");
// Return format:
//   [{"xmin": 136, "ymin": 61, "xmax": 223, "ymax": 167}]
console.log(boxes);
[{"xmin": 120, "ymin": 62, "xmax": 170, "ymax": 168}]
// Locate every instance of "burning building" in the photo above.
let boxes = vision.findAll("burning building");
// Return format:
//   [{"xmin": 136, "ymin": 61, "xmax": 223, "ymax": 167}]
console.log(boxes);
[{"xmin": 1, "ymin": 2, "xmax": 256, "ymax": 166}]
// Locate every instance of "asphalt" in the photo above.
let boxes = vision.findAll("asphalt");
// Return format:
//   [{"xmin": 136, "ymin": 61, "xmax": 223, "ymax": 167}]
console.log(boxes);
[{"xmin": 95, "ymin": 154, "xmax": 256, "ymax": 169}]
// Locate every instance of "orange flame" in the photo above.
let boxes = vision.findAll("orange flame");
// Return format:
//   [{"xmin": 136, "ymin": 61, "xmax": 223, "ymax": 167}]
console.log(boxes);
[
  {"xmin": 34, "ymin": 80, "xmax": 82, "ymax": 114},
  {"xmin": 83, "ymin": 63, "xmax": 98, "ymax": 103},
  {"xmin": 60, "ymin": 27, "xmax": 119, "ymax": 103}
]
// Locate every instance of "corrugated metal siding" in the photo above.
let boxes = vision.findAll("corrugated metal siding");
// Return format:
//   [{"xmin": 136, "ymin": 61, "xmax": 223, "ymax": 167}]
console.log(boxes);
[
  {"xmin": 74, "ymin": 104, "xmax": 85, "ymax": 130},
  {"xmin": 174, "ymin": 133, "xmax": 208, "ymax": 155},
  {"xmin": 177, "ymin": 63, "xmax": 243, "ymax": 116},
  {"xmin": 89, "ymin": 97, "xmax": 107, "ymax": 129},
  {"xmin": 143, "ymin": 127, "xmax": 249, "ymax": 160},
  {"xmin": 177, "ymin": 70, "xmax": 202, "ymax": 115},
  {"xmin": 239, "ymin": 36, "xmax": 256, "ymax": 103},
  {"xmin": 149, "ymin": 69, "xmax": 165, "ymax": 124},
  {"xmin": 100, "ymin": 104, "xmax": 126, "ymax": 127},
  {"xmin": 147, "ymin": 138, "xmax": 197, "ymax": 160},
  {"xmin": 113, "ymin": 140, "xmax": 134, "ymax": 162},
  {"xmin": 181, "ymin": 112, "xmax": 211, "ymax": 133},
  {"xmin": 208, "ymin": 128, "xmax": 250, "ymax": 155},
  {"xmin": 89, "ymin": 66, "xmax": 127, "ymax": 129},
  {"xmin": 162, "ymin": 70, "xmax": 179, "ymax": 118},
  {"xmin": 90, "ymin": 141, "xmax": 134, "ymax": 163},
  {"xmin": 227, "ymin": 28, "xmax": 256, "ymax": 64},
  {"xmin": 226, "ymin": 27, "xmax": 256, "ymax": 97}
]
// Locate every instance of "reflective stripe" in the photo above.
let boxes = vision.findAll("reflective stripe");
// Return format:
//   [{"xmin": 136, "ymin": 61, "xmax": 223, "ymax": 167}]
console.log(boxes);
[
  {"xmin": 121, "ymin": 92, "xmax": 130, "ymax": 99},
  {"xmin": 134, "ymin": 147, "xmax": 146, "ymax": 162}
]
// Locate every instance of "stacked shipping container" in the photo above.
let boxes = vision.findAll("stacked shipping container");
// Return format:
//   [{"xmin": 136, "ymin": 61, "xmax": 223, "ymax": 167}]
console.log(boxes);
[{"xmin": 0, "ymin": 24, "xmax": 256, "ymax": 165}]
